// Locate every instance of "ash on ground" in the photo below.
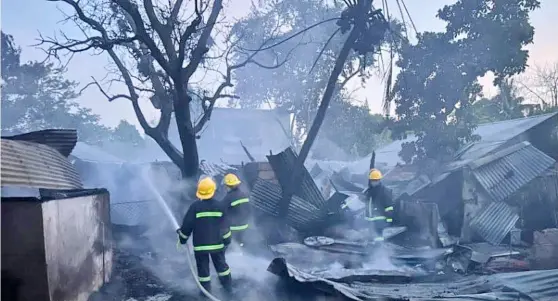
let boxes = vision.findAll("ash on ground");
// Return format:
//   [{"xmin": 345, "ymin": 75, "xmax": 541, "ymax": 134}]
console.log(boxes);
[{"xmin": 89, "ymin": 229, "xmax": 339, "ymax": 301}]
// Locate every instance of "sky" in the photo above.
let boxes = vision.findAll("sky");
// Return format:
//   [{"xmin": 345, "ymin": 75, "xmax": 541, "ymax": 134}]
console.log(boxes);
[{"xmin": 2, "ymin": 0, "xmax": 557, "ymax": 130}]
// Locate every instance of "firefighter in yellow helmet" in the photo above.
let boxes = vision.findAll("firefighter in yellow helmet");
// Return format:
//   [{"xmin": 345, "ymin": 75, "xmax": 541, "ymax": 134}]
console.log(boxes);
[
  {"xmin": 363, "ymin": 168, "xmax": 394, "ymax": 242},
  {"xmin": 222, "ymin": 173, "xmax": 252, "ymax": 248},
  {"xmin": 176, "ymin": 177, "xmax": 232, "ymax": 295}
]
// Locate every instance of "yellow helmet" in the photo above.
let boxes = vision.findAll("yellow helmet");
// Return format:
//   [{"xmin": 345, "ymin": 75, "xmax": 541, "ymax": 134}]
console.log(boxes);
[
  {"xmin": 369, "ymin": 168, "xmax": 383, "ymax": 180},
  {"xmin": 224, "ymin": 173, "xmax": 241, "ymax": 187},
  {"xmin": 196, "ymin": 177, "xmax": 216, "ymax": 200}
]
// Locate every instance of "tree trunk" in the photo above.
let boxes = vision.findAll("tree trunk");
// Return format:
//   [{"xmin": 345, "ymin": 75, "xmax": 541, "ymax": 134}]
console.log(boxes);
[
  {"xmin": 180, "ymin": 131, "xmax": 200, "ymax": 178},
  {"xmin": 149, "ymin": 133, "xmax": 184, "ymax": 169},
  {"xmin": 279, "ymin": 28, "xmax": 360, "ymax": 217},
  {"xmin": 174, "ymin": 94, "xmax": 200, "ymax": 179}
]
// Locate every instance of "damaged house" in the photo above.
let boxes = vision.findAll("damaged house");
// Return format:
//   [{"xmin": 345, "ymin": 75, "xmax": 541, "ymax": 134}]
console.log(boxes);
[
  {"xmin": 249, "ymin": 113, "xmax": 558, "ymax": 301},
  {"xmin": 246, "ymin": 114, "xmax": 558, "ymax": 301},
  {"xmin": 367, "ymin": 113, "xmax": 558, "ymax": 266}
]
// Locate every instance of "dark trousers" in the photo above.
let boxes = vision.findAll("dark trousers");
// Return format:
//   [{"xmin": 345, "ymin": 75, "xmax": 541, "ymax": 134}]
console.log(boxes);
[{"xmin": 194, "ymin": 251, "xmax": 232, "ymax": 292}]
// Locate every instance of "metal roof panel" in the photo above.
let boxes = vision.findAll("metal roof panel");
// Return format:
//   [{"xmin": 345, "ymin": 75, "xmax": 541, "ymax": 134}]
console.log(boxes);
[
  {"xmin": 269, "ymin": 257, "xmax": 558, "ymax": 301},
  {"xmin": 469, "ymin": 202, "xmax": 519, "ymax": 245},
  {"xmin": 267, "ymin": 147, "xmax": 326, "ymax": 208},
  {"xmin": 1, "ymin": 139, "xmax": 82, "ymax": 190},
  {"xmin": 2, "ymin": 129, "xmax": 77, "ymax": 157},
  {"xmin": 470, "ymin": 142, "xmax": 555, "ymax": 202},
  {"xmin": 250, "ymin": 178, "xmax": 323, "ymax": 231}
]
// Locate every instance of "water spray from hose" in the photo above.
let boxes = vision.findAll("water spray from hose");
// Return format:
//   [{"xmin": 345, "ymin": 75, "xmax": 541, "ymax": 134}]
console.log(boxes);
[{"xmin": 141, "ymin": 167, "xmax": 223, "ymax": 301}]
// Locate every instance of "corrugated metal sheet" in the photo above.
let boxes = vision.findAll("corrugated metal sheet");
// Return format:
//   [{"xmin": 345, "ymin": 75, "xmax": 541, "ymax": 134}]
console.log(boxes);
[
  {"xmin": 199, "ymin": 160, "xmax": 236, "ymax": 177},
  {"xmin": 469, "ymin": 202, "xmax": 519, "ymax": 245},
  {"xmin": 270, "ymin": 257, "xmax": 558, "ymax": 301},
  {"xmin": 372, "ymin": 112, "xmax": 558, "ymax": 169},
  {"xmin": 250, "ymin": 178, "xmax": 323, "ymax": 231},
  {"xmin": 495, "ymin": 269, "xmax": 558, "ymax": 301},
  {"xmin": 411, "ymin": 292, "xmax": 523, "ymax": 301},
  {"xmin": 325, "ymin": 192, "xmax": 349, "ymax": 212},
  {"xmin": 1, "ymin": 139, "xmax": 82, "ymax": 190},
  {"xmin": 2, "ymin": 129, "xmax": 77, "ymax": 157},
  {"xmin": 458, "ymin": 112, "xmax": 558, "ymax": 161},
  {"xmin": 267, "ymin": 147, "xmax": 326, "ymax": 208},
  {"xmin": 470, "ymin": 142, "xmax": 556, "ymax": 202}
]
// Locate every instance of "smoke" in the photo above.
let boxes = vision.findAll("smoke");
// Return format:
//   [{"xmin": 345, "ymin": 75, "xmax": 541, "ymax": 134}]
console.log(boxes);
[
  {"xmin": 135, "ymin": 165, "xmax": 201, "ymax": 293},
  {"xmin": 78, "ymin": 156, "xmax": 283, "ymax": 300}
]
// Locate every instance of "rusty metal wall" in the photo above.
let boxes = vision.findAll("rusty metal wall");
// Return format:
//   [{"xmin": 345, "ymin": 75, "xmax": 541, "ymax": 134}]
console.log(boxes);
[
  {"xmin": 41, "ymin": 191, "xmax": 112, "ymax": 301},
  {"xmin": 1, "ymin": 201, "xmax": 50, "ymax": 301},
  {"xmin": 1, "ymin": 139, "xmax": 82, "ymax": 190}
]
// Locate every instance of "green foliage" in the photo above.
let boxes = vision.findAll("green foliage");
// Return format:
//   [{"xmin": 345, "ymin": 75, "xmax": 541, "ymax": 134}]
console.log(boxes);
[
  {"xmin": 1, "ymin": 31, "xmax": 145, "ymax": 147},
  {"xmin": 230, "ymin": 0, "xmax": 394, "ymax": 155},
  {"xmin": 473, "ymin": 78, "xmax": 536, "ymax": 123},
  {"xmin": 391, "ymin": 0, "xmax": 540, "ymax": 163},
  {"xmin": 108, "ymin": 120, "xmax": 145, "ymax": 146},
  {"xmin": 322, "ymin": 99, "xmax": 389, "ymax": 156},
  {"xmin": 1, "ymin": 32, "xmax": 109, "ymax": 144}
]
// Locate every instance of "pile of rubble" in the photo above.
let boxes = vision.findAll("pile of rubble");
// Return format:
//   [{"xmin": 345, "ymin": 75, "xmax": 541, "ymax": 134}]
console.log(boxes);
[{"xmin": 231, "ymin": 143, "xmax": 558, "ymax": 301}]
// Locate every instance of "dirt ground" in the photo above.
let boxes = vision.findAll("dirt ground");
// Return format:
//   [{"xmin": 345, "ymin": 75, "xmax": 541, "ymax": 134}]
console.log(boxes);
[{"xmin": 89, "ymin": 229, "xmax": 342, "ymax": 301}]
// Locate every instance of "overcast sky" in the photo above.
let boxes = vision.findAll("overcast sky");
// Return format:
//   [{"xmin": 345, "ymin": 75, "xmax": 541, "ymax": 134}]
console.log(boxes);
[{"xmin": 2, "ymin": 0, "xmax": 557, "ymax": 129}]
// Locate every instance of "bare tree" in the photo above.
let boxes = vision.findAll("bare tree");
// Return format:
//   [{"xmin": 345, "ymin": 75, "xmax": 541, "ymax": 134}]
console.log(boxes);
[
  {"xmin": 534, "ymin": 62, "xmax": 558, "ymax": 109},
  {"xmin": 521, "ymin": 61, "xmax": 558, "ymax": 110},
  {"xmin": 40, "ymin": 0, "xmax": 287, "ymax": 178}
]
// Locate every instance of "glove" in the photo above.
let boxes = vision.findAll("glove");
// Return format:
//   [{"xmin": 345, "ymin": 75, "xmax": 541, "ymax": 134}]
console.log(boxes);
[{"xmin": 176, "ymin": 229, "xmax": 188, "ymax": 245}]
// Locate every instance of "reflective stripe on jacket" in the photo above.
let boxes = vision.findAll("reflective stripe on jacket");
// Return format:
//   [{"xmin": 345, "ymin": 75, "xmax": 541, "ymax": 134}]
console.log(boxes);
[
  {"xmin": 364, "ymin": 184, "xmax": 394, "ymax": 224},
  {"xmin": 179, "ymin": 198, "xmax": 229, "ymax": 253},
  {"xmin": 222, "ymin": 187, "xmax": 252, "ymax": 231}
]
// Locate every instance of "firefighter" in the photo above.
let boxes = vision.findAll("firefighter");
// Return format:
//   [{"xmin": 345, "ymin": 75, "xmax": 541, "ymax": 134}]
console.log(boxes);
[
  {"xmin": 363, "ymin": 168, "xmax": 394, "ymax": 242},
  {"xmin": 177, "ymin": 177, "xmax": 233, "ymax": 295},
  {"xmin": 222, "ymin": 173, "xmax": 251, "ymax": 248}
]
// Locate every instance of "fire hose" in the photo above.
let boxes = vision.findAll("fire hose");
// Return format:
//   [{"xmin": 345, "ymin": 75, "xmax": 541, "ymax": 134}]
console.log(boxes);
[
  {"xmin": 182, "ymin": 243, "xmax": 222, "ymax": 301},
  {"xmin": 141, "ymin": 171, "xmax": 223, "ymax": 301}
]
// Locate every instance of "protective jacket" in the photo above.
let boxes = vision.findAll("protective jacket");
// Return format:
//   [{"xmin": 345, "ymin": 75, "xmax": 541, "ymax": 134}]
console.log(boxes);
[
  {"xmin": 222, "ymin": 187, "xmax": 251, "ymax": 232},
  {"xmin": 178, "ymin": 198, "xmax": 231, "ymax": 253},
  {"xmin": 363, "ymin": 183, "xmax": 395, "ymax": 225}
]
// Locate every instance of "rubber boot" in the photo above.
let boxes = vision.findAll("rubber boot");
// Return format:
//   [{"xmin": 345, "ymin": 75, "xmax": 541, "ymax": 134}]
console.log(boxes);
[
  {"xmin": 199, "ymin": 281, "xmax": 211, "ymax": 297},
  {"xmin": 219, "ymin": 275, "xmax": 233, "ymax": 297}
]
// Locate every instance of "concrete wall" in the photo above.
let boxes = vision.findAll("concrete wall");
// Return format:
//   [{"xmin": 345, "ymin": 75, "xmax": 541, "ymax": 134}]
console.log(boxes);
[
  {"xmin": 1, "ymin": 202, "xmax": 50, "ymax": 301},
  {"xmin": 1, "ymin": 191, "xmax": 112, "ymax": 301},
  {"xmin": 42, "ymin": 192, "xmax": 112, "ymax": 301}
]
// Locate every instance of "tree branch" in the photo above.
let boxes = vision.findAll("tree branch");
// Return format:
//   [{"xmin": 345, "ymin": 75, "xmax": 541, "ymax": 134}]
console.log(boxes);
[
  {"xmin": 178, "ymin": 17, "xmax": 202, "ymax": 70},
  {"xmin": 143, "ymin": 0, "xmax": 177, "ymax": 63},
  {"xmin": 113, "ymin": 0, "xmax": 171, "ymax": 73},
  {"xmin": 193, "ymin": 44, "xmax": 292, "ymax": 133},
  {"xmin": 169, "ymin": 0, "xmax": 185, "ymax": 24},
  {"xmin": 182, "ymin": 0, "xmax": 223, "ymax": 82},
  {"xmin": 86, "ymin": 77, "xmax": 134, "ymax": 102}
]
